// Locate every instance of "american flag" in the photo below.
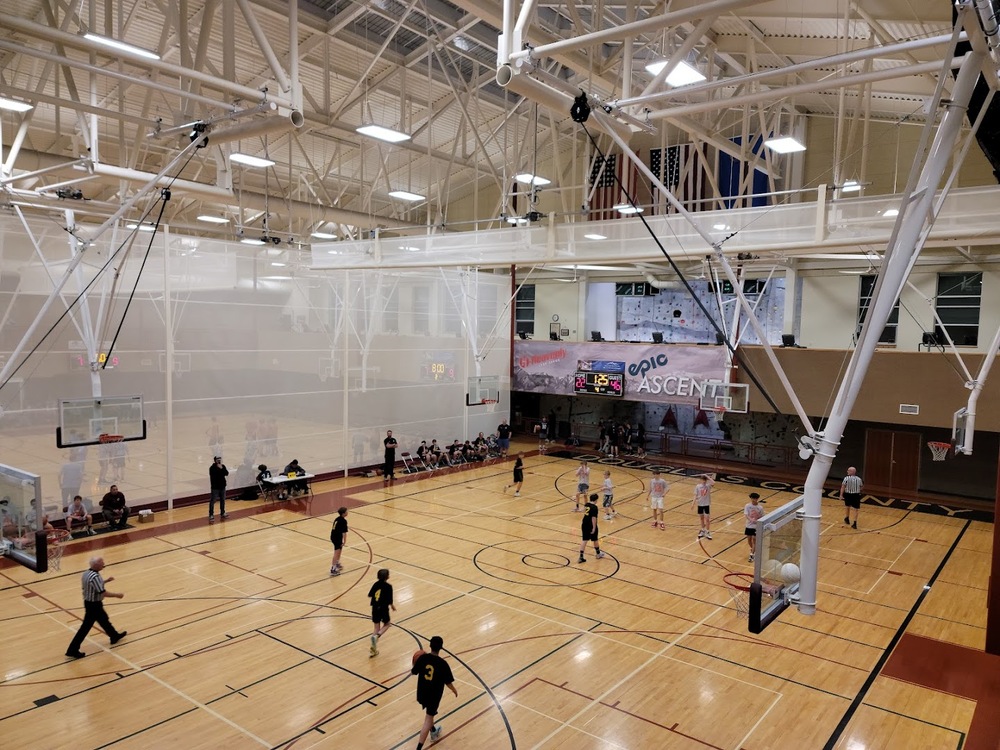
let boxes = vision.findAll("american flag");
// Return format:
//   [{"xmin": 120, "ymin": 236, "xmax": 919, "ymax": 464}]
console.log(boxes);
[
  {"xmin": 587, "ymin": 152, "xmax": 643, "ymax": 220},
  {"xmin": 649, "ymin": 144, "xmax": 707, "ymax": 214}
]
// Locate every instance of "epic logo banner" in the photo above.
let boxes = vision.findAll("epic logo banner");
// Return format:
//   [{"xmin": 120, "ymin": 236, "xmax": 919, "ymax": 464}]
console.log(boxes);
[{"xmin": 513, "ymin": 340, "xmax": 726, "ymax": 404}]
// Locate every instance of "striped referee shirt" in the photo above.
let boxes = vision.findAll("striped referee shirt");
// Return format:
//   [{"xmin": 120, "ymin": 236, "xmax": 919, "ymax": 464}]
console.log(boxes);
[
  {"xmin": 81, "ymin": 570, "xmax": 106, "ymax": 602},
  {"xmin": 842, "ymin": 475, "xmax": 863, "ymax": 494}
]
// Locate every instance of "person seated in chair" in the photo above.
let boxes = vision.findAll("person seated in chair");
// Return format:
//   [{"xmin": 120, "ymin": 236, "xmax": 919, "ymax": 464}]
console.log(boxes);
[
  {"xmin": 462, "ymin": 440, "xmax": 476, "ymax": 462},
  {"xmin": 282, "ymin": 459, "xmax": 308, "ymax": 495},
  {"xmin": 429, "ymin": 440, "xmax": 444, "ymax": 468},
  {"xmin": 447, "ymin": 440, "xmax": 463, "ymax": 465},
  {"xmin": 256, "ymin": 464, "xmax": 280, "ymax": 497},
  {"xmin": 0, "ymin": 496, "xmax": 18, "ymax": 538},
  {"xmin": 100, "ymin": 485, "xmax": 130, "ymax": 530},
  {"xmin": 65, "ymin": 495, "xmax": 95, "ymax": 536},
  {"xmin": 473, "ymin": 433, "xmax": 489, "ymax": 460}
]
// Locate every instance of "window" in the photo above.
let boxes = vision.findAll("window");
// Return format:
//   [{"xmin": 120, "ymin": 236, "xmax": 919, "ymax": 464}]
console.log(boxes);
[
  {"xmin": 935, "ymin": 272, "xmax": 982, "ymax": 346},
  {"xmin": 857, "ymin": 275, "xmax": 899, "ymax": 344},
  {"xmin": 515, "ymin": 284, "xmax": 535, "ymax": 336}
]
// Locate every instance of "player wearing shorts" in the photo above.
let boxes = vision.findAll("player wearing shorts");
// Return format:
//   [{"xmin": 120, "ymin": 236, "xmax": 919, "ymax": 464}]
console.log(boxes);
[
  {"xmin": 412, "ymin": 635, "xmax": 457, "ymax": 748},
  {"xmin": 329, "ymin": 506, "xmax": 348, "ymax": 575},
  {"xmin": 744, "ymin": 492, "xmax": 764, "ymax": 562},
  {"xmin": 578, "ymin": 493, "xmax": 604, "ymax": 563},
  {"xmin": 574, "ymin": 460, "xmax": 590, "ymax": 512},
  {"xmin": 693, "ymin": 474, "xmax": 714, "ymax": 539},
  {"xmin": 367, "ymin": 568, "xmax": 396, "ymax": 657},
  {"xmin": 601, "ymin": 470, "xmax": 615, "ymax": 520},
  {"xmin": 647, "ymin": 468, "xmax": 668, "ymax": 530},
  {"xmin": 504, "ymin": 453, "xmax": 524, "ymax": 496},
  {"xmin": 497, "ymin": 419, "xmax": 512, "ymax": 458}
]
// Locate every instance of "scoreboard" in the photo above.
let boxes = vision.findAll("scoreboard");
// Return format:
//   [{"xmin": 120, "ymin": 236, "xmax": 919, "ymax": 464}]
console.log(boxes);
[{"xmin": 574, "ymin": 371, "xmax": 624, "ymax": 396}]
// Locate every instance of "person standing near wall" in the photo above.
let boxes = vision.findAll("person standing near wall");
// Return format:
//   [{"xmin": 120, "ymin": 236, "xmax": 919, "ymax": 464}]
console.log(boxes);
[
  {"xmin": 648, "ymin": 468, "xmax": 668, "ymax": 530},
  {"xmin": 208, "ymin": 456, "xmax": 229, "ymax": 523},
  {"xmin": 383, "ymin": 430, "xmax": 398, "ymax": 486}
]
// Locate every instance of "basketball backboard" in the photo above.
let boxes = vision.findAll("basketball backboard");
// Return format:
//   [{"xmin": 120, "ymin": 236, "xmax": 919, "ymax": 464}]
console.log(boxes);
[
  {"xmin": 698, "ymin": 382, "xmax": 749, "ymax": 413},
  {"xmin": 749, "ymin": 494, "xmax": 804, "ymax": 633},
  {"xmin": 56, "ymin": 395, "xmax": 147, "ymax": 448},
  {"xmin": 466, "ymin": 374, "xmax": 501, "ymax": 406},
  {"xmin": 952, "ymin": 407, "xmax": 971, "ymax": 455},
  {"xmin": 0, "ymin": 462, "xmax": 48, "ymax": 573}
]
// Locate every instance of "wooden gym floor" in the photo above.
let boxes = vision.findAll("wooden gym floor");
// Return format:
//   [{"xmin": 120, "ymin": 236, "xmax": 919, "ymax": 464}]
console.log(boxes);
[{"xmin": 0, "ymin": 440, "xmax": 995, "ymax": 749}]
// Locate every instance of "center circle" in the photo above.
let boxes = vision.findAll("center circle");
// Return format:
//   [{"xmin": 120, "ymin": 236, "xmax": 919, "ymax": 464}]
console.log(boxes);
[{"xmin": 522, "ymin": 552, "xmax": 570, "ymax": 569}]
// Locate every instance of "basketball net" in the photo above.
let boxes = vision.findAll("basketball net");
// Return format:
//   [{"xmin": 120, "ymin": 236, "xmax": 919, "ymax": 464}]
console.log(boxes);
[
  {"xmin": 46, "ymin": 529, "xmax": 71, "ymax": 571},
  {"xmin": 927, "ymin": 441, "xmax": 951, "ymax": 461},
  {"xmin": 483, "ymin": 399, "xmax": 497, "ymax": 414}
]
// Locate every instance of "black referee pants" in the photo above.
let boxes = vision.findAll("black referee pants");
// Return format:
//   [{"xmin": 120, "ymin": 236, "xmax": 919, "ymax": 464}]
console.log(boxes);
[{"xmin": 67, "ymin": 600, "xmax": 121, "ymax": 653}]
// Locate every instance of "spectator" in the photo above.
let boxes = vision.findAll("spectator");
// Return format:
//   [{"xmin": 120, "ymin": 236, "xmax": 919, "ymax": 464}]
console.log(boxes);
[
  {"xmin": 209, "ymin": 456, "xmax": 229, "ymax": 523},
  {"xmin": 100, "ymin": 485, "xmax": 130, "ymax": 530},
  {"xmin": 66, "ymin": 495, "xmax": 96, "ymax": 536}
]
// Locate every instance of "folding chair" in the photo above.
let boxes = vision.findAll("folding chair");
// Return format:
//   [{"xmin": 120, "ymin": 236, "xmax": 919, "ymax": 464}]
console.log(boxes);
[
  {"xmin": 401, "ymin": 452, "xmax": 417, "ymax": 473},
  {"xmin": 258, "ymin": 480, "xmax": 278, "ymax": 503}
]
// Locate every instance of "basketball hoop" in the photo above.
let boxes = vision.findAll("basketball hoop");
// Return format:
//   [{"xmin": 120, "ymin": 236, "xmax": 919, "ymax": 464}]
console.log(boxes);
[
  {"xmin": 45, "ymin": 529, "xmax": 72, "ymax": 572},
  {"xmin": 98, "ymin": 433, "xmax": 125, "ymax": 444},
  {"xmin": 482, "ymin": 399, "xmax": 497, "ymax": 414},
  {"xmin": 927, "ymin": 441, "xmax": 952, "ymax": 461},
  {"xmin": 714, "ymin": 406, "xmax": 727, "ymax": 421},
  {"xmin": 723, "ymin": 572, "xmax": 753, "ymax": 618}
]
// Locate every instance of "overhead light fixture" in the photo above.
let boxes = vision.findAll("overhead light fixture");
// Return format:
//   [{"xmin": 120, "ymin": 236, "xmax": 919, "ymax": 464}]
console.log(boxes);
[
  {"xmin": 240, "ymin": 237, "xmax": 266, "ymax": 246},
  {"xmin": 583, "ymin": 233, "xmax": 607, "ymax": 240},
  {"xmin": 0, "ymin": 97, "xmax": 33, "ymax": 113},
  {"xmin": 311, "ymin": 231, "xmax": 337, "ymax": 239},
  {"xmin": 883, "ymin": 208, "xmax": 899, "ymax": 217},
  {"xmin": 399, "ymin": 245, "xmax": 421, "ymax": 252},
  {"xmin": 230, "ymin": 153, "xmax": 275, "ymax": 168},
  {"xmin": 644, "ymin": 60, "xmax": 706, "ymax": 87},
  {"xmin": 713, "ymin": 223, "xmax": 730, "ymax": 231},
  {"xmin": 260, "ymin": 275, "xmax": 292, "ymax": 280},
  {"xmin": 271, "ymin": 262, "xmax": 287, "ymax": 267},
  {"xmin": 197, "ymin": 214, "xmax": 229, "ymax": 224},
  {"xmin": 841, "ymin": 180, "xmax": 861, "ymax": 193},
  {"xmin": 83, "ymin": 32, "xmax": 161, "ymax": 60},
  {"xmin": 388, "ymin": 189, "xmax": 425, "ymax": 201},
  {"xmin": 505, "ymin": 215, "xmax": 529, "ymax": 225},
  {"xmin": 614, "ymin": 203, "xmax": 643, "ymax": 215},
  {"xmin": 356, "ymin": 124, "xmax": 410, "ymax": 143},
  {"xmin": 514, "ymin": 173, "xmax": 551, "ymax": 186},
  {"xmin": 126, "ymin": 222, "xmax": 156, "ymax": 232},
  {"xmin": 764, "ymin": 136, "xmax": 806, "ymax": 154},
  {"xmin": 555, "ymin": 264, "xmax": 622, "ymax": 271}
]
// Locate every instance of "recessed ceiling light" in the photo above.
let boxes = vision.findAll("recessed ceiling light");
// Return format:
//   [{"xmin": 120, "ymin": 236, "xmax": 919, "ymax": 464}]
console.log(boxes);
[
  {"xmin": 240, "ymin": 237, "xmax": 266, "ymax": 246},
  {"xmin": 388, "ymin": 190, "xmax": 425, "ymax": 201},
  {"xmin": 311, "ymin": 231, "xmax": 337, "ymax": 239},
  {"xmin": 614, "ymin": 204, "xmax": 643, "ymax": 215},
  {"xmin": 841, "ymin": 180, "xmax": 861, "ymax": 193},
  {"xmin": 514, "ymin": 173, "xmax": 552, "ymax": 186},
  {"xmin": 644, "ymin": 60, "xmax": 706, "ymax": 87},
  {"xmin": 83, "ymin": 32, "xmax": 160, "ymax": 60},
  {"xmin": 230, "ymin": 153, "xmax": 275, "ymax": 168},
  {"xmin": 0, "ymin": 97, "xmax": 33, "ymax": 113},
  {"xmin": 583, "ymin": 233, "xmax": 607, "ymax": 240},
  {"xmin": 883, "ymin": 208, "xmax": 899, "ymax": 217},
  {"xmin": 197, "ymin": 215, "xmax": 229, "ymax": 224},
  {"xmin": 356, "ymin": 124, "xmax": 410, "ymax": 143},
  {"xmin": 763, "ymin": 136, "xmax": 806, "ymax": 154}
]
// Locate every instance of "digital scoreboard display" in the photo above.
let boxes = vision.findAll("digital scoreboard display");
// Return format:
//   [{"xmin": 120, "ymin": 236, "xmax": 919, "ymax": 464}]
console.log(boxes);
[
  {"xmin": 574, "ymin": 371, "xmax": 624, "ymax": 396},
  {"xmin": 421, "ymin": 361, "xmax": 456, "ymax": 382}
]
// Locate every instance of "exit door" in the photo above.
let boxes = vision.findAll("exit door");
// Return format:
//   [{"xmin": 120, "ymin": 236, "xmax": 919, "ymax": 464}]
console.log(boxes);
[{"xmin": 863, "ymin": 428, "xmax": 921, "ymax": 493}]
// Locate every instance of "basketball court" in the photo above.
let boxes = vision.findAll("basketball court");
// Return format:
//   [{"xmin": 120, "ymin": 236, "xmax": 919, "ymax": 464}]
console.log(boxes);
[{"xmin": 1, "ymin": 442, "xmax": 991, "ymax": 749}]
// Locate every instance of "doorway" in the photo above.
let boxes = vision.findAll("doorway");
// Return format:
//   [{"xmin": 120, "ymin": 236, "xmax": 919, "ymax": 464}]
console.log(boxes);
[{"xmin": 863, "ymin": 428, "xmax": 921, "ymax": 493}]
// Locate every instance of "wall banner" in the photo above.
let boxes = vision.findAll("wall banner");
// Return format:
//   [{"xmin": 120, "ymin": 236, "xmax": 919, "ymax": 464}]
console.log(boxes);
[{"xmin": 513, "ymin": 341, "xmax": 728, "ymax": 404}]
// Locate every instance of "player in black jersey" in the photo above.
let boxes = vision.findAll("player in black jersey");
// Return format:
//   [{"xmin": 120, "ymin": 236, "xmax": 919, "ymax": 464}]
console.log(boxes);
[
  {"xmin": 411, "ymin": 635, "xmax": 457, "ymax": 748},
  {"xmin": 578, "ymin": 493, "xmax": 605, "ymax": 563}
]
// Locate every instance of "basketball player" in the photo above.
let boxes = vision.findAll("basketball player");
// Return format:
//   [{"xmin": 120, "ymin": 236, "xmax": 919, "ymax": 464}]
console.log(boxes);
[
  {"xmin": 647, "ymin": 468, "xmax": 668, "ymax": 530},
  {"xmin": 744, "ymin": 492, "xmax": 764, "ymax": 562},
  {"xmin": 504, "ymin": 453, "xmax": 524, "ymax": 496},
  {"xmin": 693, "ymin": 474, "xmax": 714, "ymax": 540},
  {"xmin": 411, "ymin": 635, "xmax": 457, "ymax": 748},
  {"xmin": 367, "ymin": 568, "xmax": 396, "ymax": 657},
  {"xmin": 601, "ymin": 470, "xmax": 615, "ymax": 520},
  {"xmin": 574, "ymin": 460, "xmax": 590, "ymax": 511},
  {"xmin": 578, "ymin": 493, "xmax": 604, "ymax": 563},
  {"xmin": 329, "ymin": 507, "xmax": 348, "ymax": 575}
]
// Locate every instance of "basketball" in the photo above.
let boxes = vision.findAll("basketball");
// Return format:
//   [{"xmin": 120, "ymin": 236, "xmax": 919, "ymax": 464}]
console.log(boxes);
[
  {"xmin": 412, "ymin": 649, "xmax": 426, "ymax": 666},
  {"xmin": 781, "ymin": 563, "xmax": 801, "ymax": 585}
]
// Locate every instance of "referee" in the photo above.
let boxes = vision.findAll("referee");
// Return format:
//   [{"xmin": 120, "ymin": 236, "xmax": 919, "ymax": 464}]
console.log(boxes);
[
  {"xmin": 840, "ymin": 466, "xmax": 864, "ymax": 530},
  {"xmin": 65, "ymin": 556, "xmax": 127, "ymax": 659}
]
